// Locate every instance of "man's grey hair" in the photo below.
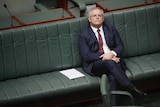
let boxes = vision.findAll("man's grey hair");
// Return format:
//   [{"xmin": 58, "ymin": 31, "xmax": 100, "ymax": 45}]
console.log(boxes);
[{"xmin": 88, "ymin": 7, "xmax": 104, "ymax": 17}]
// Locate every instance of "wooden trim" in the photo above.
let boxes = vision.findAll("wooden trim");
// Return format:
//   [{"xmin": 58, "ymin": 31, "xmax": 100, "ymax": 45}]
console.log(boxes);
[
  {"xmin": 13, "ymin": 16, "xmax": 25, "ymax": 26},
  {"xmin": 0, "ymin": 8, "xmax": 75, "ymax": 30},
  {"xmin": 0, "ymin": 16, "xmax": 22, "ymax": 30}
]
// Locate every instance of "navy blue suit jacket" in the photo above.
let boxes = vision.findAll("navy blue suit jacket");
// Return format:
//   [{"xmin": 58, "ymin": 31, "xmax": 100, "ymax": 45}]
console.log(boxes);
[{"xmin": 79, "ymin": 22, "xmax": 126, "ymax": 75}]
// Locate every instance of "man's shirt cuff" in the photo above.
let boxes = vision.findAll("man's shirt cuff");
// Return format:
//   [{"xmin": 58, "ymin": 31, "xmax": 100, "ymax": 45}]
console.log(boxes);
[{"xmin": 111, "ymin": 51, "xmax": 117, "ymax": 56}]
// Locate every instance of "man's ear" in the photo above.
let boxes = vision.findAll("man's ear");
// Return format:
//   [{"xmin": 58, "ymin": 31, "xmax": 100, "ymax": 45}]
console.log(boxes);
[{"xmin": 88, "ymin": 17, "xmax": 91, "ymax": 22}]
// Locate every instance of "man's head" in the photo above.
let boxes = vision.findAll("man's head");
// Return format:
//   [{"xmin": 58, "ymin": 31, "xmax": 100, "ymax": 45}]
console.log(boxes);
[{"xmin": 88, "ymin": 7, "xmax": 104, "ymax": 28}]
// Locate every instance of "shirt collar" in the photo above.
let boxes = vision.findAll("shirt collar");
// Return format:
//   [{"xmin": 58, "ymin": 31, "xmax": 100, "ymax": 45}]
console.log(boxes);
[{"xmin": 91, "ymin": 25, "xmax": 103, "ymax": 34}]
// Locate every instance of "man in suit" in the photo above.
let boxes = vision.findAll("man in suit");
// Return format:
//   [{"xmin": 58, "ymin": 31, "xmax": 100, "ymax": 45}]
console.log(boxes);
[{"xmin": 79, "ymin": 7, "xmax": 146, "ymax": 105}]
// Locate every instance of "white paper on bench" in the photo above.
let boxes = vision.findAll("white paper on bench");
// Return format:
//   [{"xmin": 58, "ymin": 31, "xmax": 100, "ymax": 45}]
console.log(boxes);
[{"xmin": 60, "ymin": 68, "xmax": 85, "ymax": 79}]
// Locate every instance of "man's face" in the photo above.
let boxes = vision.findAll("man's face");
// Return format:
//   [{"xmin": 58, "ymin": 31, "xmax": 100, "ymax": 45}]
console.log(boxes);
[{"xmin": 88, "ymin": 9, "xmax": 104, "ymax": 28}]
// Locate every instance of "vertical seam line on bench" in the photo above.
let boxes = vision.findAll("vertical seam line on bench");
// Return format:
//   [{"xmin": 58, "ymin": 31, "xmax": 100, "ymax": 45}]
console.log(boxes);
[
  {"xmin": 146, "ymin": 6, "xmax": 151, "ymax": 53},
  {"xmin": 45, "ymin": 24, "xmax": 52, "ymax": 71},
  {"xmin": 156, "ymin": 5, "xmax": 160, "ymax": 42},
  {"xmin": 57, "ymin": 22, "xmax": 63, "ymax": 69},
  {"xmin": 69, "ymin": 20, "xmax": 75, "ymax": 66},
  {"xmin": 34, "ymin": 25, "xmax": 41, "ymax": 72},
  {"xmin": 23, "ymin": 28, "xmax": 29, "ymax": 75},
  {"xmin": 0, "ymin": 32, "xmax": 5, "ymax": 79},
  {"xmin": 123, "ymin": 10, "xmax": 128, "ymax": 57},
  {"xmin": 12, "ymin": 29, "xmax": 18, "ymax": 77}
]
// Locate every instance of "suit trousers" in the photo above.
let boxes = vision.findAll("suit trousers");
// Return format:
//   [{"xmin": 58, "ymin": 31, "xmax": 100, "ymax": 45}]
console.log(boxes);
[{"xmin": 92, "ymin": 60, "xmax": 131, "ymax": 105}]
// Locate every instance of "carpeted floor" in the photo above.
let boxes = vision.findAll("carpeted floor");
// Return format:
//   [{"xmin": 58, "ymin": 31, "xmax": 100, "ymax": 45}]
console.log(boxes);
[
  {"xmin": 63, "ymin": 89, "xmax": 160, "ymax": 107},
  {"xmin": 141, "ymin": 89, "xmax": 160, "ymax": 107}
]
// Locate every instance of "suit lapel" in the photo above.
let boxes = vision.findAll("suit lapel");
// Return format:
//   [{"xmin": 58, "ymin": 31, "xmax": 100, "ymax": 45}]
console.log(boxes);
[
  {"xmin": 103, "ymin": 25, "xmax": 110, "ymax": 47},
  {"xmin": 88, "ymin": 26, "xmax": 99, "ymax": 52},
  {"xmin": 88, "ymin": 26, "xmax": 98, "ymax": 42}
]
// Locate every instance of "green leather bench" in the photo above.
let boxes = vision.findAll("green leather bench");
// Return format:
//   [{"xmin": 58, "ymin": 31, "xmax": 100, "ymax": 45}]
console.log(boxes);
[
  {"xmin": 0, "ymin": 3, "xmax": 160, "ymax": 107},
  {"xmin": 0, "ymin": 17, "xmax": 20, "ymax": 30},
  {"xmin": 69, "ymin": 0, "xmax": 102, "ymax": 16},
  {"xmin": 70, "ymin": 0, "xmax": 155, "ymax": 16},
  {"xmin": 34, "ymin": 3, "xmax": 48, "ymax": 11},
  {"xmin": 0, "ymin": 16, "xmax": 100, "ymax": 107},
  {"xmin": 15, "ymin": 8, "xmax": 74, "ymax": 26},
  {"xmin": 96, "ymin": 0, "xmax": 154, "ymax": 12}
]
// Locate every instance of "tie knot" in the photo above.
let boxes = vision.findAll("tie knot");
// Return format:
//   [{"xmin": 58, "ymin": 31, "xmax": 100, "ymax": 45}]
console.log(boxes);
[{"xmin": 97, "ymin": 29, "xmax": 100, "ymax": 32}]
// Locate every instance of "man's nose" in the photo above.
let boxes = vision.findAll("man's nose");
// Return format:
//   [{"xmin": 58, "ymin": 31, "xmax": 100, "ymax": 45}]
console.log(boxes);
[{"xmin": 96, "ymin": 16, "xmax": 100, "ymax": 18}]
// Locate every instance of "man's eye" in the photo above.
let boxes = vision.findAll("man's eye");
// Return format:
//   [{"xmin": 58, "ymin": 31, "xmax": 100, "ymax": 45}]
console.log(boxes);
[{"xmin": 91, "ymin": 15, "xmax": 103, "ymax": 17}]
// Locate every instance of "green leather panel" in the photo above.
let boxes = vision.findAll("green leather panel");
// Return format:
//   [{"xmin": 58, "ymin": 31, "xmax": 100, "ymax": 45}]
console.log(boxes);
[
  {"xmin": 70, "ymin": 0, "xmax": 102, "ymax": 11},
  {"xmin": 36, "ymin": 0, "xmax": 57, "ymax": 9},
  {"xmin": 104, "ymin": 4, "xmax": 160, "ymax": 57},
  {"xmin": 104, "ymin": 4, "xmax": 160, "ymax": 81},
  {"xmin": 98, "ymin": 0, "xmax": 153, "ymax": 11},
  {"xmin": 34, "ymin": 3, "xmax": 48, "ymax": 11},
  {"xmin": 16, "ymin": 8, "xmax": 70, "ymax": 24},
  {"xmin": 0, "ymin": 67, "xmax": 100, "ymax": 105},
  {"xmin": 125, "ymin": 69, "xmax": 133, "ymax": 80},
  {"xmin": 124, "ymin": 53, "xmax": 160, "ymax": 81},
  {"xmin": 0, "ymin": 17, "xmax": 88, "ymax": 81},
  {"xmin": 70, "ymin": 0, "xmax": 86, "ymax": 11},
  {"xmin": 84, "ymin": 0, "xmax": 102, "ymax": 5},
  {"xmin": 0, "ymin": 17, "xmax": 19, "ymax": 29}
]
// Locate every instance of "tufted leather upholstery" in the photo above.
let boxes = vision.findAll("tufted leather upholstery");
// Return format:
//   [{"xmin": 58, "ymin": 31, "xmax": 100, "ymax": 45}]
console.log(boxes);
[
  {"xmin": 103, "ymin": 4, "xmax": 160, "ymax": 81},
  {"xmin": 0, "ymin": 17, "xmax": 101, "ymax": 106},
  {"xmin": 0, "ymin": 18, "xmax": 88, "ymax": 81}
]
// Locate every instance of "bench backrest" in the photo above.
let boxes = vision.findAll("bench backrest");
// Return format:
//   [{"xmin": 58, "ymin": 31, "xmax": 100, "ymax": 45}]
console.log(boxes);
[
  {"xmin": 104, "ymin": 3, "xmax": 160, "ymax": 57},
  {"xmin": 0, "ymin": 17, "xmax": 88, "ymax": 81}
]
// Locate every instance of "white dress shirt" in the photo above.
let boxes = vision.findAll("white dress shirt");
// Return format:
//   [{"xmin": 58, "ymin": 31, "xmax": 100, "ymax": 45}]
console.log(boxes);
[{"xmin": 91, "ymin": 26, "xmax": 117, "ymax": 56}]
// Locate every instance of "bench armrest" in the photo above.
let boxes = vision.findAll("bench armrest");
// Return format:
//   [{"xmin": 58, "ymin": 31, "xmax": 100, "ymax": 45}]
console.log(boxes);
[
  {"xmin": 70, "ymin": 0, "xmax": 86, "ymax": 11},
  {"xmin": 100, "ymin": 74, "xmax": 138, "ymax": 106},
  {"xmin": 34, "ymin": 3, "xmax": 48, "ymax": 11}
]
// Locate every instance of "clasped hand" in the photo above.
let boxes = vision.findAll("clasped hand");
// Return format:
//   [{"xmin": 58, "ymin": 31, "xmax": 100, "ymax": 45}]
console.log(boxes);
[{"xmin": 100, "ymin": 52, "xmax": 120, "ymax": 63}]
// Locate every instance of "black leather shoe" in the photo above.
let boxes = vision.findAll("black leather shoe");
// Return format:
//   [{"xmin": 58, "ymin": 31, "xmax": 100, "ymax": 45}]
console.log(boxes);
[{"xmin": 131, "ymin": 87, "xmax": 147, "ymax": 98}]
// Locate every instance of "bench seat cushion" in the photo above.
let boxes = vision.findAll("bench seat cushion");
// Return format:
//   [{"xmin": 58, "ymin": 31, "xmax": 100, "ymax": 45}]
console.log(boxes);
[
  {"xmin": 125, "ymin": 53, "xmax": 160, "ymax": 81},
  {"xmin": 0, "ymin": 67, "xmax": 100, "ymax": 106}
]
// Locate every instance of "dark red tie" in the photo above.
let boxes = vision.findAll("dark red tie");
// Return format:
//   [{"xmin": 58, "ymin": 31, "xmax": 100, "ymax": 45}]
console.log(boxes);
[{"xmin": 97, "ymin": 29, "xmax": 104, "ymax": 53}]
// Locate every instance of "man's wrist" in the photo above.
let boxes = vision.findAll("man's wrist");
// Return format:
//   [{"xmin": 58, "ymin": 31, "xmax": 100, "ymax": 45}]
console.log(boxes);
[{"xmin": 111, "ymin": 51, "xmax": 117, "ymax": 57}]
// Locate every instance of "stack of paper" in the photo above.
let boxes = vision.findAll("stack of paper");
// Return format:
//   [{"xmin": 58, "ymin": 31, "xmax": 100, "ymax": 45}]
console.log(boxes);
[{"xmin": 60, "ymin": 68, "xmax": 85, "ymax": 79}]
